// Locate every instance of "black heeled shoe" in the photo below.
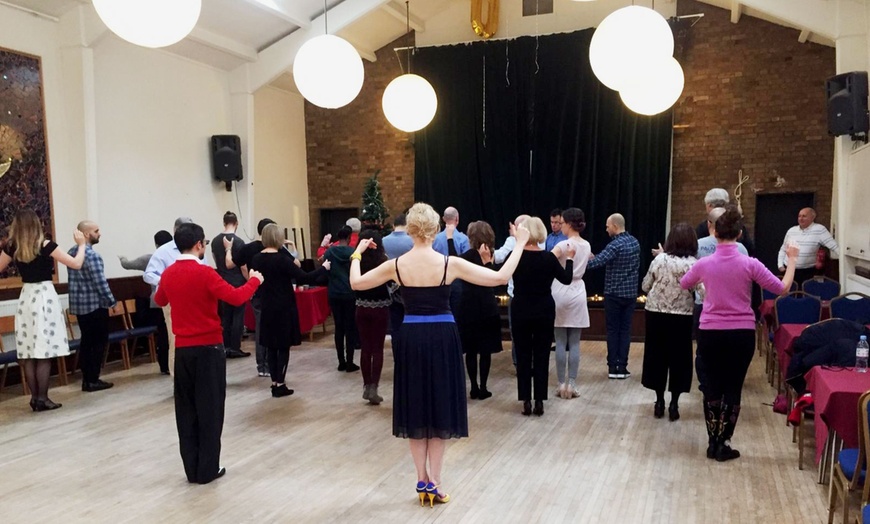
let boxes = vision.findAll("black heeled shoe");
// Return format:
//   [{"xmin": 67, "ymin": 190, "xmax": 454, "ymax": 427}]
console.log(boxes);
[
  {"xmin": 533, "ymin": 400, "xmax": 544, "ymax": 416},
  {"xmin": 34, "ymin": 399, "xmax": 62, "ymax": 412},
  {"xmin": 522, "ymin": 400, "xmax": 532, "ymax": 416},
  {"xmin": 668, "ymin": 404, "xmax": 680, "ymax": 422},
  {"xmin": 29, "ymin": 399, "xmax": 37, "ymax": 412},
  {"xmin": 469, "ymin": 387, "xmax": 479, "ymax": 399},
  {"xmin": 654, "ymin": 400, "xmax": 665, "ymax": 419}
]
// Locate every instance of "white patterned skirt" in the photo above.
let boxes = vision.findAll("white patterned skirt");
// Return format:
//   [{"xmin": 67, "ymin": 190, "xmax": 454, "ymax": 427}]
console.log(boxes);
[{"xmin": 15, "ymin": 282, "xmax": 69, "ymax": 359}]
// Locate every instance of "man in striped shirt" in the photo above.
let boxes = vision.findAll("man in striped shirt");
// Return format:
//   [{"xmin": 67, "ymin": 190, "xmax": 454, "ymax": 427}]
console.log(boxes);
[{"xmin": 776, "ymin": 207, "xmax": 839, "ymax": 284}]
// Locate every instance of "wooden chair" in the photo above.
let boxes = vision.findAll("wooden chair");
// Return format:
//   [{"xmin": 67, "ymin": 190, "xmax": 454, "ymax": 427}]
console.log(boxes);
[
  {"xmin": 122, "ymin": 300, "xmax": 157, "ymax": 365},
  {"xmin": 828, "ymin": 390, "xmax": 870, "ymax": 524},
  {"xmin": 0, "ymin": 315, "xmax": 27, "ymax": 395},
  {"xmin": 105, "ymin": 306, "xmax": 132, "ymax": 370},
  {"xmin": 61, "ymin": 309, "xmax": 82, "ymax": 382}
]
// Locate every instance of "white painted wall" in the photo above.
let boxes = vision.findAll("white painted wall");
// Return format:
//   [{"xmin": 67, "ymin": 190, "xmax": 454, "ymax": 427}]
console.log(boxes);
[
  {"xmin": 252, "ymin": 86, "xmax": 311, "ymax": 257},
  {"xmin": 417, "ymin": 0, "xmax": 677, "ymax": 47}
]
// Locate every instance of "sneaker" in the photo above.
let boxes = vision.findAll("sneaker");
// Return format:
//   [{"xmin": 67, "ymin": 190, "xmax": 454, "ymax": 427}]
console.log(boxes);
[
  {"xmin": 616, "ymin": 367, "xmax": 630, "ymax": 380},
  {"xmin": 258, "ymin": 371, "xmax": 269, "ymax": 378},
  {"xmin": 608, "ymin": 367, "xmax": 618, "ymax": 379},
  {"xmin": 271, "ymin": 384, "xmax": 295, "ymax": 398}
]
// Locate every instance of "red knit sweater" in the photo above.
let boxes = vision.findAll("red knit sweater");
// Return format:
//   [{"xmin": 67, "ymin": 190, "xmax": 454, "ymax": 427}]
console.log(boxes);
[{"xmin": 155, "ymin": 258, "xmax": 260, "ymax": 348}]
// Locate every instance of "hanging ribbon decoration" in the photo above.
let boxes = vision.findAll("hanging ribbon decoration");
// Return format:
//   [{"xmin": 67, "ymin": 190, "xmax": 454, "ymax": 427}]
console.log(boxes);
[
  {"xmin": 471, "ymin": 0, "xmax": 499, "ymax": 39},
  {"xmin": 733, "ymin": 168, "xmax": 750, "ymax": 215}
]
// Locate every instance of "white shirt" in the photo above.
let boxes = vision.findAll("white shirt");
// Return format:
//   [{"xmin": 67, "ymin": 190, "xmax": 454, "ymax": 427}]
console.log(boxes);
[{"xmin": 777, "ymin": 223, "xmax": 839, "ymax": 269}]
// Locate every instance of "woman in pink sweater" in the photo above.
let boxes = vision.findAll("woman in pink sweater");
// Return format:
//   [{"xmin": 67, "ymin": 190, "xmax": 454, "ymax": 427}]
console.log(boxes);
[{"xmin": 680, "ymin": 206, "xmax": 798, "ymax": 461}]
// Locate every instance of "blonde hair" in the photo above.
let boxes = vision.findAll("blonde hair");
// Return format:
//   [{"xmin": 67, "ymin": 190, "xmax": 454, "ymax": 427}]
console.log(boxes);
[
  {"xmin": 9, "ymin": 209, "xmax": 44, "ymax": 263},
  {"xmin": 260, "ymin": 223, "xmax": 285, "ymax": 249},
  {"xmin": 406, "ymin": 202, "xmax": 440, "ymax": 243},
  {"xmin": 521, "ymin": 216, "xmax": 547, "ymax": 245}
]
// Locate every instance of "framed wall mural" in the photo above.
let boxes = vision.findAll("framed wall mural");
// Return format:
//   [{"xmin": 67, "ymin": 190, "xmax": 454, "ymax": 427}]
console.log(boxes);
[{"xmin": 0, "ymin": 47, "xmax": 54, "ymax": 286}]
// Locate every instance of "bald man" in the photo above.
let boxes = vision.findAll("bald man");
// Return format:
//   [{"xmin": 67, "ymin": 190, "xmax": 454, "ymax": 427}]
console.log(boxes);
[
  {"xmin": 777, "ymin": 207, "xmax": 839, "ymax": 285},
  {"xmin": 432, "ymin": 206, "xmax": 470, "ymax": 256},
  {"xmin": 67, "ymin": 221, "xmax": 118, "ymax": 392},
  {"xmin": 587, "ymin": 213, "xmax": 640, "ymax": 379}
]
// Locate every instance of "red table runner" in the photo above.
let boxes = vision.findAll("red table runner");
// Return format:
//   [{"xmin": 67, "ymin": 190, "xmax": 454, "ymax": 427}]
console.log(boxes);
[
  {"xmin": 806, "ymin": 366, "xmax": 870, "ymax": 463},
  {"xmin": 243, "ymin": 286, "xmax": 331, "ymax": 335},
  {"xmin": 773, "ymin": 323, "xmax": 809, "ymax": 375}
]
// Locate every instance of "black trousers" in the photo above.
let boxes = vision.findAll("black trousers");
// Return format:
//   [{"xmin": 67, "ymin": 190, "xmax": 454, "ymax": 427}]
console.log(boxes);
[
  {"xmin": 695, "ymin": 329, "xmax": 755, "ymax": 405},
  {"xmin": 219, "ymin": 301, "xmax": 245, "ymax": 352},
  {"xmin": 641, "ymin": 311, "xmax": 693, "ymax": 394},
  {"xmin": 268, "ymin": 346, "xmax": 290, "ymax": 384},
  {"xmin": 77, "ymin": 308, "xmax": 109, "ymax": 383},
  {"xmin": 513, "ymin": 316, "xmax": 554, "ymax": 401},
  {"xmin": 174, "ymin": 344, "xmax": 226, "ymax": 484},
  {"xmin": 145, "ymin": 306, "xmax": 170, "ymax": 372},
  {"xmin": 793, "ymin": 267, "xmax": 818, "ymax": 286},
  {"xmin": 329, "ymin": 296, "xmax": 358, "ymax": 364}
]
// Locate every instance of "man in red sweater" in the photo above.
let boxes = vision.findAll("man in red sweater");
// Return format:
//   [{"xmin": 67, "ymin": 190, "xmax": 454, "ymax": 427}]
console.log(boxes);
[{"xmin": 155, "ymin": 223, "xmax": 264, "ymax": 484}]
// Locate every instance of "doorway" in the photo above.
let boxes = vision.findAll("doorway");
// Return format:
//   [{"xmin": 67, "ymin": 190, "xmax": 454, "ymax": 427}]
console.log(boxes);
[
  {"xmin": 754, "ymin": 193, "xmax": 815, "ymax": 273},
  {"xmin": 320, "ymin": 207, "xmax": 359, "ymax": 243}
]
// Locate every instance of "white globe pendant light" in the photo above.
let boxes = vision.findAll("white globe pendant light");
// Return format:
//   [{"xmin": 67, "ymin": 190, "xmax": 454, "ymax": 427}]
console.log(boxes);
[
  {"xmin": 589, "ymin": 6, "xmax": 674, "ymax": 91},
  {"xmin": 619, "ymin": 56, "xmax": 685, "ymax": 115},
  {"xmin": 382, "ymin": 74, "xmax": 438, "ymax": 132},
  {"xmin": 293, "ymin": 34, "xmax": 365, "ymax": 109},
  {"xmin": 92, "ymin": 0, "xmax": 201, "ymax": 48}
]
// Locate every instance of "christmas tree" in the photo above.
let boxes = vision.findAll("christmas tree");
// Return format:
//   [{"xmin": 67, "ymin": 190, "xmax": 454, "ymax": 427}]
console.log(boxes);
[{"xmin": 360, "ymin": 170, "xmax": 390, "ymax": 233}]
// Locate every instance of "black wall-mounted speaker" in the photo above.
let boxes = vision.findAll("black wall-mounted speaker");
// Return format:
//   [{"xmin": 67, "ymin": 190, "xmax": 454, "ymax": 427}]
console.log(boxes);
[
  {"xmin": 826, "ymin": 71, "xmax": 869, "ymax": 138},
  {"xmin": 211, "ymin": 135, "xmax": 243, "ymax": 191}
]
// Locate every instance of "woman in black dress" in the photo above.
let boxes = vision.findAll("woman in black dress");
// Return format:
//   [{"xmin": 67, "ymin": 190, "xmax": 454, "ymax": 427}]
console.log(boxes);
[
  {"xmin": 349, "ymin": 203, "xmax": 528, "ymax": 506},
  {"xmin": 249, "ymin": 224, "xmax": 327, "ymax": 397},
  {"xmin": 0, "ymin": 209, "xmax": 87, "ymax": 411},
  {"xmin": 448, "ymin": 221, "xmax": 501, "ymax": 400},
  {"xmin": 511, "ymin": 217, "xmax": 575, "ymax": 417}
]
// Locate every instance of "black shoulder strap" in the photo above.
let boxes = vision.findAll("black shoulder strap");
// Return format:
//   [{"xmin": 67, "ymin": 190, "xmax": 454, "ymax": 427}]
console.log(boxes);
[
  {"xmin": 440, "ymin": 256, "xmax": 449, "ymax": 286},
  {"xmin": 395, "ymin": 257, "xmax": 405, "ymax": 286}
]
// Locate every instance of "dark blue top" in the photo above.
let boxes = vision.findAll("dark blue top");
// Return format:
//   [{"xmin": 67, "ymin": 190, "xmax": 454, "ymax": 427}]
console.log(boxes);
[{"xmin": 395, "ymin": 256, "xmax": 452, "ymax": 316}]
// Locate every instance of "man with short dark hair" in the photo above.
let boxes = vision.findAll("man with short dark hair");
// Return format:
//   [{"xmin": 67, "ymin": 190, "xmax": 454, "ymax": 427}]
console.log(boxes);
[
  {"xmin": 212, "ymin": 212, "xmax": 250, "ymax": 359},
  {"xmin": 382, "ymin": 213, "xmax": 413, "ymax": 260},
  {"xmin": 156, "ymin": 222, "xmax": 264, "ymax": 485},
  {"xmin": 68, "ymin": 220, "xmax": 117, "ymax": 392},
  {"xmin": 587, "ymin": 213, "xmax": 641, "ymax": 380},
  {"xmin": 545, "ymin": 208, "xmax": 567, "ymax": 252}
]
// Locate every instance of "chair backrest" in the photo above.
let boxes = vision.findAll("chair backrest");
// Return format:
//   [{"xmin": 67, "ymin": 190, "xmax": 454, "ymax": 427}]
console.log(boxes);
[
  {"xmin": 802, "ymin": 276, "xmax": 841, "ymax": 301},
  {"xmin": 774, "ymin": 291, "xmax": 822, "ymax": 325},
  {"xmin": 122, "ymin": 299, "xmax": 139, "ymax": 328},
  {"xmin": 108, "ymin": 304, "xmax": 130, "ymax": 331},
  {"xmin": 763, "ymin": 281, "xmax": 798, "ymax": 301},
  {"xmin": 0, "ymin": 315, "xmax": 13, "ymax": 353},
  {"xmin": 830, "ymin": 293, "xmax": 870, "ymax": 324},
  {"xmin": 858, "ymin": 391, "xmax": 870, "ymax": 497},
  {"xmin": 64, "ymin": 310, "xmax": 80, "ymax": 341}
]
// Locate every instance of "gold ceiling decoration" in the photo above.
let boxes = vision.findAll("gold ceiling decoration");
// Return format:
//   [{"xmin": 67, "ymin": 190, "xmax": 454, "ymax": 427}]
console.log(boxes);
[{"xmin": 471, "ymin": 0, "xmax": 499, "ymax": 39}]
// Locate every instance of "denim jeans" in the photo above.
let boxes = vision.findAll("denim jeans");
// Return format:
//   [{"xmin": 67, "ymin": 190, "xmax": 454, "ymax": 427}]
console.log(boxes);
[{"xmin": 604, "ymin": 295, "xmax": 635, "ymax": 369}]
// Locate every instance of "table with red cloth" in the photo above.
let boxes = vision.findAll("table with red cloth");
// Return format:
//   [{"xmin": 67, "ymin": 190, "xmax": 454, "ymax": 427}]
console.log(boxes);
[
  {"xmin": 760, "ymin": 299, "xmax": 775, "ymax": 327},
  {"xmin": 773, "ymin": 323, "xmax": 810, "ymax": 378},
  {"xmin": 806, "ymin": 366, "xmax": 870, "ymax": 465},
  {"xmin": 244, "ymin": 286, "xmax": 331, "ymax": 340}
]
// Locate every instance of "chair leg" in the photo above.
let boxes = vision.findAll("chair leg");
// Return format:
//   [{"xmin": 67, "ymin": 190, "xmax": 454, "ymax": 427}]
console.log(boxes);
[
  {"xmin": 829, "ymin": 473, "xmax": 841, "ymax": 524},
  {"xmin": 147, "ymin": 336, "xmax": 156, "ymax": 363},
  {"xmin": 0, "ymin": 364, "xmax": 6, "ymax": 393},
  {"xmin": 798, "ymin": 419, "xmax": 804, "ymax": 471},
  {"xmin": 121, "ymin": 341, "xmax": 131, "ymax": 370},
  {"xmin": 56, "ymin": 356, "xmax": 68, "ymax": 385}
]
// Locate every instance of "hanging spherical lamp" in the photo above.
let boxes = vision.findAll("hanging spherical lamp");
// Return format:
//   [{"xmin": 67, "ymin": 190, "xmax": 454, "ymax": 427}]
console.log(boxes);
[
  {"xmin": 589, "ymin": 6, "xmax": 674, "ymax": 91},
  {"xmin": 619, "ymin": 56, "xmax": 685, "ymax": 115},
  {"xmin": 293, "ymin": 34, "xmax": 365, "ymax": 109},
  {"xmin": 92, "ymin": 0, "xmax": 201, "ymax": 48},
  {"xmin": 382, "ymin": 74, "xmax": 438, "ymax": 132}
]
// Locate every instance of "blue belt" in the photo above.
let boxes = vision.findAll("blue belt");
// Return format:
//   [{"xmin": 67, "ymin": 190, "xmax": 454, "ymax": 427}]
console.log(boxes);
[{"xmin": 403, "ymin": 314, "xmax": 455, "ymax": 324}]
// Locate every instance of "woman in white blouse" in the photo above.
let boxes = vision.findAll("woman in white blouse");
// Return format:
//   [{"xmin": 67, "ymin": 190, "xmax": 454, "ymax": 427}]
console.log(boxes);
[
  {"xmin": 641, "ymin": 223, "xmax": 698, "ymax": 421},
  {"xmin": 551, "ymin": 208, "xmax": 592, "ymax": 399}
]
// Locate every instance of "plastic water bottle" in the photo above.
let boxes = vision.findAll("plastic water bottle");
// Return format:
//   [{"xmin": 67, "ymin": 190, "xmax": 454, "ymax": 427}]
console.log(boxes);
[{"xmin": 857, "ymin": 336, "xmax": 869, "ymax": 373}]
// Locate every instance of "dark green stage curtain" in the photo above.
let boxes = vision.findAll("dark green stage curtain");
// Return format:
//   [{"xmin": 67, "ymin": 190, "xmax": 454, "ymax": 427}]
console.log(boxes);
[{"xmin": 413, "ymin": 29, "xmax": 673, "ymax": 296}]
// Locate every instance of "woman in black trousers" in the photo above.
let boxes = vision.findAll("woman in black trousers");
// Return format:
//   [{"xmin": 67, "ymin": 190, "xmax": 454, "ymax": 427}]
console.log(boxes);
[{"xmin": 510, "ymin": 217, "xmax": 574, "ymax": 416}]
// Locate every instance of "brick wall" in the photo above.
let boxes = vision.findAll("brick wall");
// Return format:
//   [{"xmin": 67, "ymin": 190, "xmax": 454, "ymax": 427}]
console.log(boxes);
[
  {"xmin": 672, "ymin": 0, "xmax": 835, "ymax": 235},
  {"xmin": 305, "ymin": 33, "xmax": 416, "ymax": 254}
]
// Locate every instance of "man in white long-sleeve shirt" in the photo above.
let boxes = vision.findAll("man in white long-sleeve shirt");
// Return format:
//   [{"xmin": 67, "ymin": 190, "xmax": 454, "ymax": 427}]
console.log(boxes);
[{"xmin": 777, "ymin": 207, "xmax": 839, "ymax": 285}]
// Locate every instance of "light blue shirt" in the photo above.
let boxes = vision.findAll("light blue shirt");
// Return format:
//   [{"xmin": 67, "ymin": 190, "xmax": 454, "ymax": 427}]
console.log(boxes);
[
  {"xmin": 432, "ymin": 229, "xmax": 470, "ymax": 256},
  {"xmin": 695, "ymin": 237, "xmax": 748, "ymax": 304},
  {"xmin": 144, "ymin": 240, "xmax": 207, "ymax": 287},
  {"xmin": 382, "ymin": 230, "xmax": 414, "ymax": 259},
  {"xmin": 545, "ymin": 231, "xmax": 567, "ymax": 252}
]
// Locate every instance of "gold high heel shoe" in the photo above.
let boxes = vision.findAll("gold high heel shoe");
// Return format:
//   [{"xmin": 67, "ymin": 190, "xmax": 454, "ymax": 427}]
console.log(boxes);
[
  {"xmin": 426, "ymin": 483, "xmax": 450, "ymax": 507},
  {"xmin": 416, "ymin": 481, "xmax": 427, "ymax": 506}
]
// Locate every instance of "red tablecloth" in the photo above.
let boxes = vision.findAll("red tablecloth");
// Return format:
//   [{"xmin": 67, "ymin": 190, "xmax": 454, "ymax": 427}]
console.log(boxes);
[
  {"xmin": 806, "ymin": 366, "xmax": 870, "ymax": 463},
  {"xmin": 243, "ymin": 286, "xmax": 331, "ymax": 335},
  {"xmin": 773, "ymin": 323, "xmax": 809, "ymax": 375},
  {"xmin": 760, "ymin": 299, "xmax": 775, "ymax": 327}
]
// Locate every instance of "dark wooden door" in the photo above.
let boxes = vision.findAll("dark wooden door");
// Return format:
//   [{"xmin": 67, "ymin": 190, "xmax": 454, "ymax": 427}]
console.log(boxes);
[
  {"xmin": 320, "ymin": 208, "xmax": 359, "ymax": 243},
  {"xmin": 754, "ymin": 193, "xmax": 815, "ymax": 273}
]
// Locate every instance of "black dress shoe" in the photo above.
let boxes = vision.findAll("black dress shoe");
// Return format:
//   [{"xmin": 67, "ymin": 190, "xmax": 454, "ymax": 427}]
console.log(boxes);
[
  {"xmin": 271, "ymin": 384, "xmax": 294, "ymax": 398},
  {"xmin": 225, "ymin": 349, "xmax": 251, "ymax": 358},
  {"xmin": 82, "ymin": 380, "xmax": 114, "ymax": 392},
  {"xmin": 216, "ymin": 467, "xmax": 226, "ymax": 479},
  {"xmin": 653, "ymin": 401, "xmax": 665, "ymax": 419},
  {"xmin": 533, "ymin": 400, "xmax": 544, "ymax": 416},
  {"xmin": 668, "ymin": 404, "xmax": 680, "ymax": 422},
  {"xmin": 522, "ymin": 401, "xmax": 532, "ymax": 416},
  {"xmin": 345, "ymin": 363, "xmax": 360, "ymax": 373}
]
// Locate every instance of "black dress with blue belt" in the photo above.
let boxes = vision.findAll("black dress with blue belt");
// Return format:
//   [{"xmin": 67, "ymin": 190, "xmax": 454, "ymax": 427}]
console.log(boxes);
[{"xmin": 392, "ymin": 256, "xmax": 468, "ymax": 439}]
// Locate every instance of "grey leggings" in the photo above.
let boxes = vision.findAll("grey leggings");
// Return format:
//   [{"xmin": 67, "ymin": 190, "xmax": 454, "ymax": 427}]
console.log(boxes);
[{"xmin": 554, "ymin": 327, "xmax": 582, "ymax": 383}]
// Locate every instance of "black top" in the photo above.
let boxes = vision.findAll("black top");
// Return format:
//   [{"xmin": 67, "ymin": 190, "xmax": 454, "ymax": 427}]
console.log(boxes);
[
  {"xmin": 456, "ymin": 249, "xmax": 499, "ymax": 321},
  {"xmin": 695, "ymin": 221, "xmax": 755, "ymax": 256},
  {"xmin": 395, "ymin": 256, "xmax": 452, "ymax": 316},
  {"xmin": 234, "ymin": 240, "xmax": 264, "ymax": 268},
  {"xmin": 212, "ymin": 233, "xmax": 246, "ymax": 286},
  {"xmin": 510, "ymin": 250, "xmax": 573, "ymax": 320},
  {"xmin": 356, "ymin": 256, "xmax": 390, "ymax": 302},
  {"xmin": 3, "ymin": 241, "xmax": 58, "ymax": 283}
]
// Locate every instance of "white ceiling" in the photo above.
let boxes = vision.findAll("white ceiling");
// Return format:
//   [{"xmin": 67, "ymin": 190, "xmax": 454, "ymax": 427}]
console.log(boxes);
[{"xmin": 4, "ymin": 0, "xmax": 835, "ymax": 92}]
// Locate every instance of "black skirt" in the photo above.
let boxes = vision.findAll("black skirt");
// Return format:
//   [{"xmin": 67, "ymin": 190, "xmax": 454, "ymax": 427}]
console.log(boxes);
[{"xmin": 641, "ymin": 310, "xmax": 693, "ymax": 394}]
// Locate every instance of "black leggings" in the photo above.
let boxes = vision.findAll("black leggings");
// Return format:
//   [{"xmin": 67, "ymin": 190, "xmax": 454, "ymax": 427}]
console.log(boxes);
[
  {"xmin": 695, "ymin": 329, "xmax": 755, "ymax": 405},
  {"xmin": 329, "ymin": 297, "xmax": 358, "ymax": 364},
  {"xmin": 267, "ymin": 346, "xmax": 290, "ymax": 384},
  {"xmin": 466, "ymin": 353, "xmax": 491, "ymax": 390}
]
